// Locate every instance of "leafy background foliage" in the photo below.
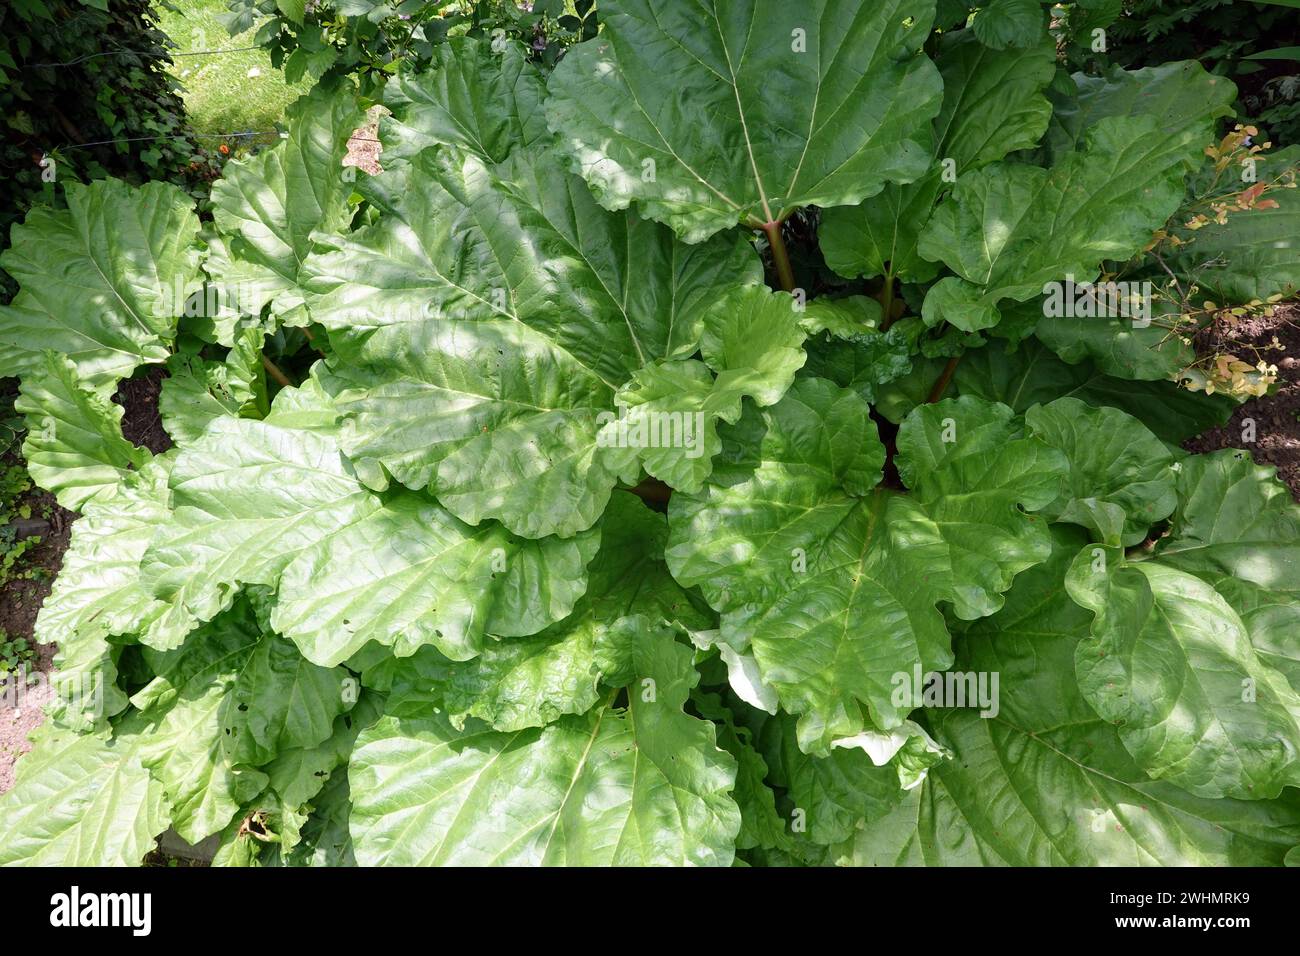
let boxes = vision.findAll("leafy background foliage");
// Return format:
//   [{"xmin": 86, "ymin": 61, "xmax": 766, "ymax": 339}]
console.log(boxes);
[
  {"xmin": 1062, "ymin": 0, "xmax": 1300, "ymax": 146},
  {"xmin": 0, "ymin": 0, "xmax": 219, "ymax": 299},
  {"xmin": 221, "ymin": 0, "xmax": 600, "ymax": 96},
  {"xmin": 0, "ymin": 0, "xmax": 1298, "ymax": 866}
]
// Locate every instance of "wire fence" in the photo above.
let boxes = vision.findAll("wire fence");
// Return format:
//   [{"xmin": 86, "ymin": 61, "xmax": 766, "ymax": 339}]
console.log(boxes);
[
  {"xmin": 28, "ymin": 45, "xmax": 263, "ymax": 69},
  {"xmin": 61, "ymin": 129, "xmax": 280, "ymax": 151},
  {"xmin": 54, "ymin": 130, "xmax": 383, "ymax": 152}
]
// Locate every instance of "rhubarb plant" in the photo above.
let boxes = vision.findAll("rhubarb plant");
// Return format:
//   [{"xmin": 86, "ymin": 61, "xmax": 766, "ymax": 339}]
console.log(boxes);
[{"xmin": 1, "ymin": 3, "xmax": 1299, "ymax": 867}]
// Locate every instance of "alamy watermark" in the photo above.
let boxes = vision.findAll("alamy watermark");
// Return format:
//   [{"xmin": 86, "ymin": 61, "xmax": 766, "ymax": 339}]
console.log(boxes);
[
  {"xmin": 596, "ymin": 404, "xmax": 706, "ymax": 459},
  {"xmin": 50, "ymin": 886, "xmax": 151, "ymax": 936},
  {"xmin": 891, "ymin": 663, "xmax": 1000, "ymax": 718}
]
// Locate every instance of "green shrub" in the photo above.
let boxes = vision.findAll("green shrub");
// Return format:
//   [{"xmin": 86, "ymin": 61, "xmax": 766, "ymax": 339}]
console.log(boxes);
[
  {"xmin": 220, "ymin": 0, "xmax": 598, "ymax": 97},
  {"xmin": 1057, "ymin": 0, "xmax": 1300, "ymax": 144},
  {"xmin": 0, "ymin": 0, "xmax": 218, "ymax": 298}
]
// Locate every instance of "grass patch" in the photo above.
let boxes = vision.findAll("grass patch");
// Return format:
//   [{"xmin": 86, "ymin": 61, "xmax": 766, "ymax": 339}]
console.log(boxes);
[{"xmin": 153, "ymin": 0, "xmax": 316, "ymax": 148}]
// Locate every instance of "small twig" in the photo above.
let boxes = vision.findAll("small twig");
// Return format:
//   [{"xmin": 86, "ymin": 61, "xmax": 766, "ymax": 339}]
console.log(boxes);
[{"xmin": 1150, "ymin": 248, "xmax": 1190, "ymax": 309}]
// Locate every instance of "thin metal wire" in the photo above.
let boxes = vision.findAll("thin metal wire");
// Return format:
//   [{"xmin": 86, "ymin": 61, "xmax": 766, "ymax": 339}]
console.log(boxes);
[
  {"xmin": 62, "ymin": 130, "xmax": 278, "ymax": 150},
  {"xmin": 28, "ymin": 45, "xmax": 264, "ymax": 69},
  {"xmin": 56, "ymin": 131, "xmax": 383, "ymax": 150}
]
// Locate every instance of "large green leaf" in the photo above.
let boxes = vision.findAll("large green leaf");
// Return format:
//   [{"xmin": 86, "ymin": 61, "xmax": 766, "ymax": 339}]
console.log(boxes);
[
  {"xmin": 1060, "ymin": 451, "xmax": 1300, "ymax": 802},
  {"xmin": 1068, "ymin": 545, "xmax": 1300, "ymax": 801},
  {"xmin": 1013, "ymin": 62, "xmax": 1244, "ymax": 372},
  {"xmin": 917, "ymin": 115, "xmax": 1209, "ymax": 331},
  {"xmin": 819, "ymin": 30, "xmax": 1056, "ymax": 283},
  {"xmin": 666, "ymin": 379, "xmax": 1065, "ymax": 752},
  {"xmin": 130, "ymin": 602, "xmax": 273, "ymax": 843},
  {"xmin": 158, "ymin": 327, "xmax": 268, "ymax": 444},
  {"xmin": 270, "ymin": 491, "xmax": 598, "ymax": 665},
  {"xmin": 1155, "ymin": 450, "xmax": 1300, "ymax": 597},
  {"xmin": 1024, "ymin": 397, "xmax": 1177, "ymax": 546},
  {"xmin": 138, "ymin": 412, "xmax": 377, "ymax": 648},
  {"xmin": 1152, "ymin": 451, "xmax": 1300, "ymax": 698},
  {"xmin": 209, "ymin": 86, "xmax": 364, "ymax": 325},
  {"xmin": 15, "ymin": 351, "xmax": 149, "ymax": 510},
  {"xmin": 953, "ymin": 338, "xmax": 1233, "ymax": 443},
  {"xmin": 0, "ymin": 179, "xmax": 201, "ymax": 389},
  {"xmin": 348, "ymin": 628, "xmax": 741, "ymax": 865},
  {"xmin": 34, "ymin": 455, "xmax": 175, "ymax": 730},
  {"xmin": 0, "ymin": 723, "xmax": 168, "ymax": 866},
  {"xmin": 693, "ymin": 694, "xmax": 790, "ymax": 851},
  {"xmin": 1043, "ymin": 61, "xmax": 1237, "ymax": 161},
  {"xmin": 368, "ymin": 493, "xmax": 712, "ymax": 733},
  {"xmin": 545, "ymin": 0, "xmax": 942, "ymax": 241},
  {"xmin": 759, "ymin": 712, "xmax": 915, "ymax": 846},
  {"xmin": 1032, "ymin": 296, "xmax": 1193, "ymax": 382},
  {"xmin": 800, "ymin": 317, "xmax": 914, "ymax": 405},
  {"xmin": 615, "ymin": 285, "xmax": 807, "ymax": 493},
  {"xmin": 264, "ymin": 692, "xmax": 382, "ymax": 811},
  {"xmin": 32, "ymin": 457, "xmax": 172, "ymax": 650},
  {"xmin": 819, "ymin": 173, "xmax": 946, "ymax": 284},
  {"xmin": 895, "ymin": 397, "xmax": 1066, "ymax": 618},
  {"xmin": 220, "ymin": 632, "xmax": 355, "ymax": 768},
  {"xmin": 284, "ymin": 773, "xmax": 357, "ymax": 867},
  {"xmin": 381, "ymin": 38, "xmax": 550, "ymax": 165},
  {"xmin": 1162, "ymin": 146, "xmax": 1300, "ymax": 302},
  {"xmin": 305, "ymin": 143, "xmax": 761, "ymax": 537},
  {"xmin": 140, "ymin": 386, "xmax": 596, "ymax": 659},
  {"xmin": 841, "ymin": 528, "xmax": 1300, "ymax": 865},
  {"xmin": 971, "ymin": 0, "xmax": 1044, "ymax": 49},
  {"xmin": 930, "ymin": 30, "xmax": 1056, "ymax": 171}
]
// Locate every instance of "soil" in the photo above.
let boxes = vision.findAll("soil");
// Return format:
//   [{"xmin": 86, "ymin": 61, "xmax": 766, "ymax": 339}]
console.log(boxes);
[
  {"xmin": 1183, "ymin": 303, "xmax": 1300, "ymax": 501},
  {"xmin": 0, "ymin": 474, "xmax": 70, "ymax": 794},
  {"xmin": 0, "ymin": 495, "xmax": 71, "ymax": 642},
  {"xmin": 0, "ymin": 643, "xmax": 55, "ymax": 793},
  {"xmin": 113, "ymin": 365, "xmax": 173, "ymax": 454}
]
